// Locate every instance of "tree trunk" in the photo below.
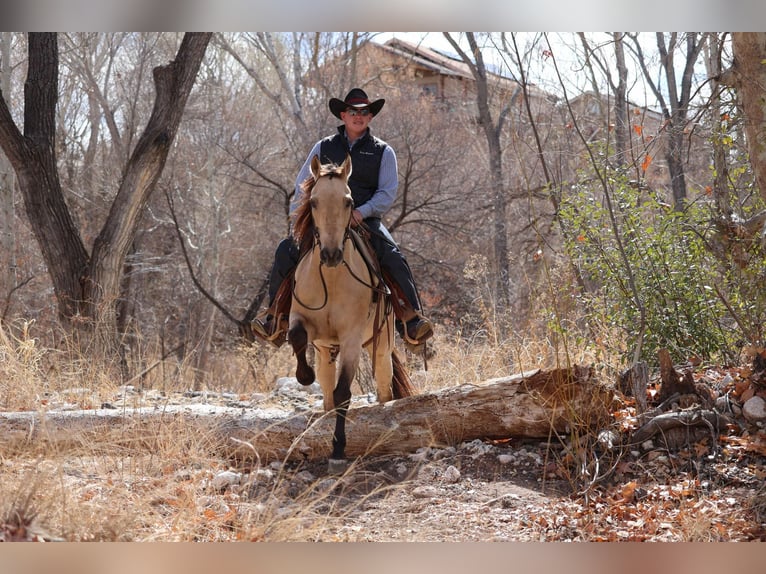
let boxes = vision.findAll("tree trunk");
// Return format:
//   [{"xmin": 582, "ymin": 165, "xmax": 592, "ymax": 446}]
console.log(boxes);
[
  {"xmin": 86, "ymin": 33, "xmax": 211, "ymax": 339},
  {"xmin": 444, "ymin": 32, "xmax": 510, "ymax": 310},
  {"xmin": 0, "ymin": 366, "xmax": 612, "ymax": 462},
  {"xmin": 0, "ymin": 33, "xmax": 211, "ymax": 346},
  {"xmin": 0, "ymin": 33, "xmax": 90, "ymax": 321},
  {"xmin": 0, "ymin": 32, "xmax": 15, "ymax": 311},
  {"xmin": 704, "ymin": 34, "xmax": 732, "ymax": 220},
  {"xmin": 223, "ymin": 366, "xmax": 611, "ymax": 462},
  {"xmin": 656, "ymin": 33, "xmax": 693, "ymax": 209},
  {"xmin": 732, "ymin": 33, "xmax": 766, "ymax": 203},
  {"xmin": 612, "ymin": 33, "xmax": 629, "ymax": 168},
  {"xmin": 632, "ymin": 33, "xmax": 707, "ymax": 210},
  {"xmin": 666, "ymin": 125, "xmax": 689, "ymax": 208}
]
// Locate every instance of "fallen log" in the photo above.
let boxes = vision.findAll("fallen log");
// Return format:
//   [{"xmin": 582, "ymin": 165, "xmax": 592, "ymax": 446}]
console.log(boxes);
[
  {"xmin": 0, "ymin": 366, "xmax": 612, "ymax": 462},
  {"xmin": 222, "ymin": 365, "xmax": 612, "ymax": 461}
]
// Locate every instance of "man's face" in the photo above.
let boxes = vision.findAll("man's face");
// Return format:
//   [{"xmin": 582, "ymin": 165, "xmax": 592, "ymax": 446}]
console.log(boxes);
[{"xmin": 340, "ymin": 107, "xmax": 373, "ymax": 133}]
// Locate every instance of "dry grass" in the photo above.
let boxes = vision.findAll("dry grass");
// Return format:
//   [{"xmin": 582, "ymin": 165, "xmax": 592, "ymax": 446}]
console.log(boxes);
[
  {"xmin": 0, "ymin": 311, "xmax": 619, "ymax": 542},
  {"xmin": 0, "ymin": 428, "xmax": 420, "ymax": 541}
]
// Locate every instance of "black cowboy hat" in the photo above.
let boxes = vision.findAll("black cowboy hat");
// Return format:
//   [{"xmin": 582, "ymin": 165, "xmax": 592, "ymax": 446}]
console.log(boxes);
[{"xmin": 329, "ymin": 88, "xmax": 385, "ymax": 119}]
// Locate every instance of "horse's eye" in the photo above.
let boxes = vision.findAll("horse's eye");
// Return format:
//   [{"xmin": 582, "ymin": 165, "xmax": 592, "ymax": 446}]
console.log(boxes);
[
  {"xmin": 310, "ymin": 198, "xmax": 318, "ymax": 209},
  {"xmin": 345, "ymin": 197, "xmax": 353, "ymax": 209}
]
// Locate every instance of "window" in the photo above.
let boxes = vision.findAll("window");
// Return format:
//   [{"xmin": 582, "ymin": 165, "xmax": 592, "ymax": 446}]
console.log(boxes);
[{"xmin": 421, "ymin": 83, "xmax": 438, "ymax": 97}]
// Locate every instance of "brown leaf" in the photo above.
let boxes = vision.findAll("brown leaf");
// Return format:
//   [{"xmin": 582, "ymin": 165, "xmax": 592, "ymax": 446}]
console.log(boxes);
[
  {"xmin": 621, "ymin": 480, "xmax": 639, "ymax": 502},
  {"xmin": 642, "ymin": 154, "xmax": 653, "ymax": 172}
]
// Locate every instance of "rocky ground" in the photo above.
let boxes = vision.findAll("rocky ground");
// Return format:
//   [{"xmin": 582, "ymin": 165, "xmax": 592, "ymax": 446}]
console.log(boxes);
[
  {"xmin": 227, "ymin": 379, "xmax": 766, "ymax": 542},
  {"xmin": 3, "ymin": 367, "xmax": 766, "ymax": 541}
]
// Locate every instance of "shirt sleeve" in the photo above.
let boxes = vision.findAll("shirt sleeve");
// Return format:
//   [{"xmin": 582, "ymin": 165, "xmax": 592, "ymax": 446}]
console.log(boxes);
[
  {"xmin": 357, "ymin": 145, "xmax": 398, "ymax": 220},
  {"xmin": 290, "ymin": 141, "xmax": 323, "ymax": 215}
]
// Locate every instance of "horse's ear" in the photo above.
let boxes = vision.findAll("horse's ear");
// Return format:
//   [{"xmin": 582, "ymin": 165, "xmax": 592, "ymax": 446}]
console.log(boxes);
[
  {"xmin": 310, "ymin": 155, "xmax": 321, "ymax": 178},
  {"xmin": 341, "ymin": 153, "xmax": 352, "ymax": 180}
]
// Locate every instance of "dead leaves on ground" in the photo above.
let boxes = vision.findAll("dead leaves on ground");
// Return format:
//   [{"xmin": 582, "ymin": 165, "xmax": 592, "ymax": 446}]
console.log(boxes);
[
  {"xmin": 516, "ymin": 468, "xmax": 762, "ymax": 541},
  {"xmin": 578, "ymin": 354, "xmax": 766, "ymax": 540}
]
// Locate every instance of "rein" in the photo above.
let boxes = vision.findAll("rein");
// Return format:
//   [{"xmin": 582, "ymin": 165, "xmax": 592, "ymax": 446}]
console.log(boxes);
[
  {"xmin": 290, "ymin": 230, "xmax": 332, "ymax": 311},
  {"xmin": 292, "ymin": 221, "xmax": 390, "ymax": 312},
  {"xmin": 344, "ymin": 227, "xmax": 391, "ymax": 297},
  {"xmin": 291, "ymin": 243, "xmax": 329, "ymax": 311}
]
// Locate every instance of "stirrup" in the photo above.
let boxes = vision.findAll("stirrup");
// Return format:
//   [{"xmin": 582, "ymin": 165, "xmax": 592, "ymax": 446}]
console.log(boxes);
[
  {"xmin": 251, "ymin": 315, "xmax": 287, "ymax": 348},
  {"xmin": 402, "ymin": 315, "xmax": 434, "ymax": 348}
]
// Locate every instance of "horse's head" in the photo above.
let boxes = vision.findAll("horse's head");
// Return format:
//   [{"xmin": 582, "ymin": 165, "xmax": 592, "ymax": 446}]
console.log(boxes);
[{"xmin": 306, "ymin": 154, "xmax": 353, "ymax": 267}]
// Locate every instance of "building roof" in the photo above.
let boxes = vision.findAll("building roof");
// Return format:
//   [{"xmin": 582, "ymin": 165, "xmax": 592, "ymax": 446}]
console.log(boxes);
[
  {"xmin": 380, "ymin": 38, "xmax": 475, "ymax": 80},
  {"xmin": 377, "ymin": 38, "xmax": 555, "ymax": 103}
]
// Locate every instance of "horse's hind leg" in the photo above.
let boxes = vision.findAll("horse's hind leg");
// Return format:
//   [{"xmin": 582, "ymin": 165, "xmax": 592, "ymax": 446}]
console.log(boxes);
[
  {"xmin": 369, "ymin": 316, "xmax": 395, "ymax": 403},
  {"xmin": 370, "ymin": 340, "xmax": 394, "ymax": 404},
  {"xmin": 288, "ymin": 321, "xmax": 315, "ymax": 385}
]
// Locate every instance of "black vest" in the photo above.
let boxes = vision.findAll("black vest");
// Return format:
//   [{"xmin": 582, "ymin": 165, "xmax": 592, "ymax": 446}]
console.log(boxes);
[{"xmin": 319, "ymin": 127, "xmax": 387, "ymax": 209}]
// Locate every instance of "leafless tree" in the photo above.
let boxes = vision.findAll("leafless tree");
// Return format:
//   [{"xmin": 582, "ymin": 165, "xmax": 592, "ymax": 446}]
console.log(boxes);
[
  {"xmin": 444, "ymin": 32, "xmax": 511, "ymax": 311},
  {"xmin": 0, "ymin": 32, "xmax": 211, "ymax": 354},
  {"xmin": 628, "ymin": 32, "xmax": 709, "ymax": 209},
  {"xmin": 576, "ymin": 33, "xmax": 631, "ymax": 168}
]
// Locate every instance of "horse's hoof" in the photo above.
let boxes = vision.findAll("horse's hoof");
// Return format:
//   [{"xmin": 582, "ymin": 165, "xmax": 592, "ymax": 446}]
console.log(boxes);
[
  {"xmin": 327, "ymin": 458, "xmax": 349, "ymax": 475},
  {"xmin": 296, "ymin": 365, "xmax": 316, "ymax": 386}
]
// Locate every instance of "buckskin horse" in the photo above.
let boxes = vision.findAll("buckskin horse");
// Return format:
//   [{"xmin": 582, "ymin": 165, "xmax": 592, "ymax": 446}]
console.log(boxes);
[{"xmin": 288, "ymin": 154, "xmax": 414, "ymax": 472}]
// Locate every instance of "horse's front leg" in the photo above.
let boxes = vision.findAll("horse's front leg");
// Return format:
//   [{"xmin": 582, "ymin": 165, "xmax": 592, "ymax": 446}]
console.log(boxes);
[
  {"xmin": 329, "ymin": 342, "xmax": 362, "ymax": 463},
  {"xmin": 288, "ymin": 318, "xmax": 315, "ymax": 385}
]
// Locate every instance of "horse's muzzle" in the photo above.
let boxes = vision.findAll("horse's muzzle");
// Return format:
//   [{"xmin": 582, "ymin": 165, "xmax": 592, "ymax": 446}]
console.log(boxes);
[{"xmin": 320, "ymin": 247, "xmax": 343, "ymax": 267}]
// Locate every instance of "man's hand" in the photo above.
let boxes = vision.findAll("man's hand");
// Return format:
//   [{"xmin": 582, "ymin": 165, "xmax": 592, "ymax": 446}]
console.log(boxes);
[{"xmin": 351, "ymin": 209, "xmax": 364, "ymax": 227}]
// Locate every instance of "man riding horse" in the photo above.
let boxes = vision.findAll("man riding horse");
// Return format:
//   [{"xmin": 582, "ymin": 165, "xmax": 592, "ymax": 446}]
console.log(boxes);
[{"xmin": 253, "ymin": 88, "xmax": 434, "ymax": 349}]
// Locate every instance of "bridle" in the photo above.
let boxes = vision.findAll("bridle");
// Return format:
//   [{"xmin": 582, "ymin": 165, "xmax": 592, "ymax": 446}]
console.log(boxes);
[{"xmin": 292, "ymin": 216, "xmax": 390, "ymax": 312}]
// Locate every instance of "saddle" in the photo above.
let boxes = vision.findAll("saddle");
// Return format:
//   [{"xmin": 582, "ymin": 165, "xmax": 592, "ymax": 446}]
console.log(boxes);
[
  {"xmin": 348, "ymin": 226, "xmax": 421, "ymax": 328},
  {"xmin": 347, "ymin": 227, "xmax": 429, "ymax": 354}
]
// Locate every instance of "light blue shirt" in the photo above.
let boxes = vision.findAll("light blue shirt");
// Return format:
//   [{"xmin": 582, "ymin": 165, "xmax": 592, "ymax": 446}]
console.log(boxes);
[{"xmin": 291, "ymin": 131, "xmax": 398, "ymax": 220}]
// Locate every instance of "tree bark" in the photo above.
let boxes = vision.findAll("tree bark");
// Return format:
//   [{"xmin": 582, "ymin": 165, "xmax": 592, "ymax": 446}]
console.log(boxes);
[
  {"xmin": 657, "ymin": 347, "xmax": 697, "ymax": 403},
  {"xmin": 0, "ymin": 32, "xmax": 15, "ymax": 310},
  {"xmin": 0, "ymin": 366, "xmax": 612, "ymax": 462},
  {"xmin": 705, "ymin": 34, "xmax": 732, "ymax": 220},
  {"xmin": 731, "ymin": 33, "xmax": 766, "ymax": 203}
]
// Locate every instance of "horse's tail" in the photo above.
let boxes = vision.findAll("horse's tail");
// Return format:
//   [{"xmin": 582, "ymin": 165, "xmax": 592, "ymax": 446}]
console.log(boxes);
[{"xmin": 391, "ymin": 348, "xmax": 416, "ymax": 399}]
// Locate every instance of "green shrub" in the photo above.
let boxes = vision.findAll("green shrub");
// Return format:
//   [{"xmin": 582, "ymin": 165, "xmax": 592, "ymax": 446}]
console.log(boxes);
[{"xmin": 558, "ymin": 171, "xmax": 755, "ymax": 366}]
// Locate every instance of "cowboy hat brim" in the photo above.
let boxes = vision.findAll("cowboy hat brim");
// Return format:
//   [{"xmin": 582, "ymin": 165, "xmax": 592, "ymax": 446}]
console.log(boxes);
[{"xmin": 329, "ymin": 97, "xmax": 385, "ymax": 119}]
